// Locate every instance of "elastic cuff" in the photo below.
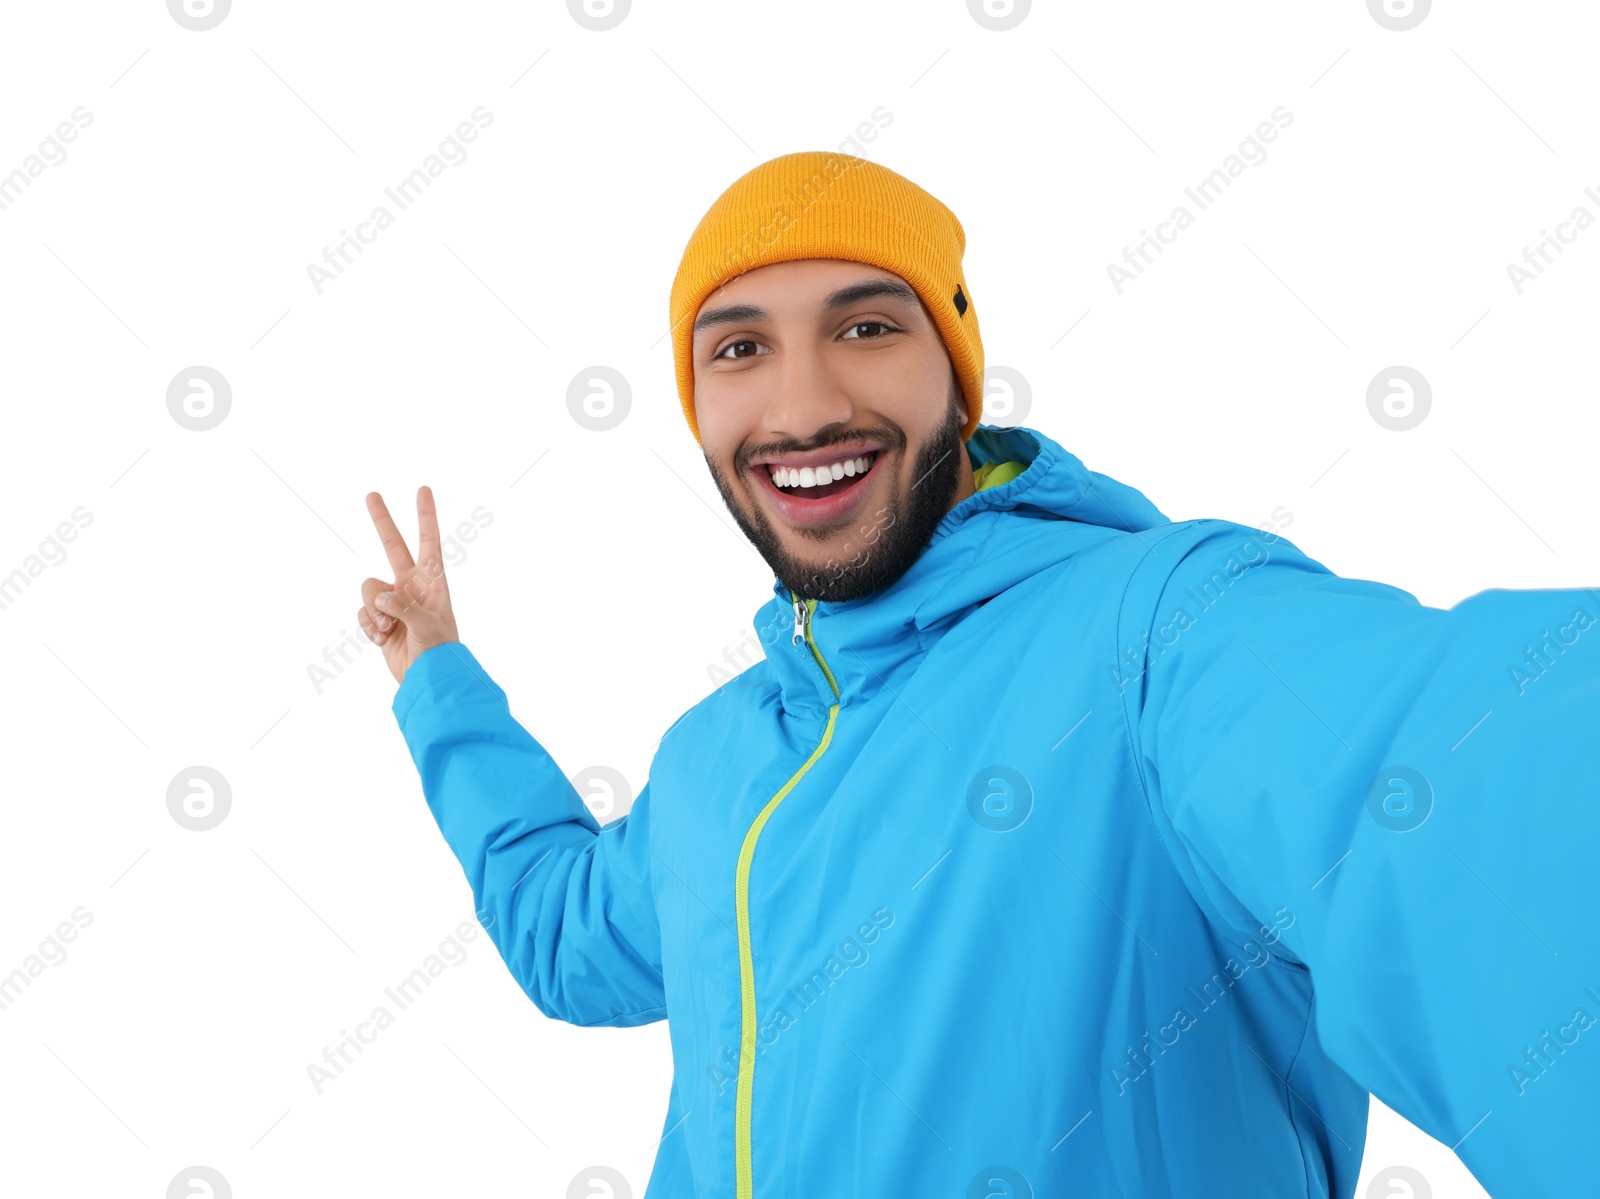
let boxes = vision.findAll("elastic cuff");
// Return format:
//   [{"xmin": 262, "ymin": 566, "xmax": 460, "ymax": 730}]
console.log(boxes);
[{"xmin": 391, "ymin": 641, "xmax": 483, "ymax": 727}]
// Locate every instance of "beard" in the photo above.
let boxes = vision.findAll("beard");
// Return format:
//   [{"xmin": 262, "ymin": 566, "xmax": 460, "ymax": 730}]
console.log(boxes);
[{"xmin": 705, "ymin": 373, "xmax": 969, "ymax": 604}]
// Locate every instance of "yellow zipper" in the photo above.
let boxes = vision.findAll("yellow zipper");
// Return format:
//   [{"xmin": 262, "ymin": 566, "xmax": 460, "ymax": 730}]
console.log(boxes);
[{"xmin": 734, "ymin": 592, "xmax": 840, "ymax": 1198}]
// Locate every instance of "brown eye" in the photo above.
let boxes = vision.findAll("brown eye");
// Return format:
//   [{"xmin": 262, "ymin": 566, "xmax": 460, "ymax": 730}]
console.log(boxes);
[
  {"xmin": 715, "ymin": 339, "xmax": 767, "ymax": 360},
  {"xmin": 842, "ymin": 321, "xmax": 896, "ymax": 340}
]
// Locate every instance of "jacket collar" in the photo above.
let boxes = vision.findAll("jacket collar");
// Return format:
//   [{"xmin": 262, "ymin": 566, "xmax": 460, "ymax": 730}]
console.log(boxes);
[{"xmin": 749, "ymin": 423, "xmax": 1171, "ymax": 718}]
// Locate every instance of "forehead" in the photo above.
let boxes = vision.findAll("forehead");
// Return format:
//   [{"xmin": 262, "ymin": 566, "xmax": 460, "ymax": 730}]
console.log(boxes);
[{"xmin": 691, "ymin": 259, "xmax": 922, "ymax": 336}]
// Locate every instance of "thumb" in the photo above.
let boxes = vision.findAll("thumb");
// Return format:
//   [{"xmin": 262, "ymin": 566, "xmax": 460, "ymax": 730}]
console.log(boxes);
[
  {"xmin": 374, "ymin": 588, "xmax": 420, "ymax": 620},
  {"xmin": 375, "ymin": 585, "xmax": 448, "ymax": 641}
]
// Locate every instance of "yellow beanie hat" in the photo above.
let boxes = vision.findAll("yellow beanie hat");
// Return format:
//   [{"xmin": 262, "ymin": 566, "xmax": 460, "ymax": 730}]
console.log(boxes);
[{"xmin": 669, "ymin": 150, "xmax": 985, "ymax": 447}]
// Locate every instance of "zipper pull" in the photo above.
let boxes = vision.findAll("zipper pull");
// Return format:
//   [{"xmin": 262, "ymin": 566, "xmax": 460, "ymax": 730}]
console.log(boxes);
[{"xmin": 792, "ymin": 596, "xmax": 807, "ymax": 645}]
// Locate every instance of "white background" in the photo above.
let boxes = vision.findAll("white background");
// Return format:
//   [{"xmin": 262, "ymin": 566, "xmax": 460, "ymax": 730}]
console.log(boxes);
[{"xmin": 1, "ymin": 1, "xmax": 1593, "ymax": 1195}]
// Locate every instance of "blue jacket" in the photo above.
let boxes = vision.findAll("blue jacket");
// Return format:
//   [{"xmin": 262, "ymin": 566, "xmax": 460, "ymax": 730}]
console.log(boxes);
[{"xmin": 392, "ymin": 423, "xmax": 1600, "ymax": 1198}]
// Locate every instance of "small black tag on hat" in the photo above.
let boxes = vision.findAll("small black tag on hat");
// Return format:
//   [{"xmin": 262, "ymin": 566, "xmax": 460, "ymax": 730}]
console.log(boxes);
[{"xmin": 953, "ymin": 284, "xmax": 968, "ymax": 316}]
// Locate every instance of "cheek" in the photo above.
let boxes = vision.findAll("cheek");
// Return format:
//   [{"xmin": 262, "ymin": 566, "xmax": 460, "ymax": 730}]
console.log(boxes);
[
  {"xmin": 695, "ymin": 374, "xmax": 762, "ymax": 446},
  {"xmin": 692, "ymin": 406, "xmax": 745, "ymax": 479},
  {"xmin": 861, "ymin": 363, "xmax": 943, "ymax": 429},
  {"xmin": 695, "ymin": 400, "xmax": 739, "ymax": 458}
]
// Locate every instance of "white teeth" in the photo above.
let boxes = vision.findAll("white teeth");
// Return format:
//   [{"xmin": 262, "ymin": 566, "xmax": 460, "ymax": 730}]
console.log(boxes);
[{"xmin": 770, "ymin": 453, "xmax": 874, "ymax": 490}]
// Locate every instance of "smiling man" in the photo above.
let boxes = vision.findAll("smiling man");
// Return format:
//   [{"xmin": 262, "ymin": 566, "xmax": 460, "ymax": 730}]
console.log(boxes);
[
  {"xmin": 694, "ymin": 256, "xmax": 983, "ymax": 604},
  {"xmin": 368, "ymin": 151, "xmax": 1600, "ymax": 1198}
]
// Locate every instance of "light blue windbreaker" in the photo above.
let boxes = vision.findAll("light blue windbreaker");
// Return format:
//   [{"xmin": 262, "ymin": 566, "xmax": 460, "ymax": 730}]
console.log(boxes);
[{"xmin": 391, "ymin": 422, "xmax": 1600, "ymax": 1198}]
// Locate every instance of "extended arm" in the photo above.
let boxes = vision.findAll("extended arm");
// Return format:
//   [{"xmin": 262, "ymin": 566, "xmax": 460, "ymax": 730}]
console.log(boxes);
[
  {"xmin": 393, "ymin": 641, "xmax": 667, "ymax": 1028},
  {"xmin": 1118, "ymin": 518, "xmax": 1600, "ymax": 1197}
]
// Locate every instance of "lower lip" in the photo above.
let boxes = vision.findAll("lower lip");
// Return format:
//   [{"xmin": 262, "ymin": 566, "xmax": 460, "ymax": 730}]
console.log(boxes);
[{"xmin": 756, "ymin": 455, "xmax": 880, "ymax": 528}]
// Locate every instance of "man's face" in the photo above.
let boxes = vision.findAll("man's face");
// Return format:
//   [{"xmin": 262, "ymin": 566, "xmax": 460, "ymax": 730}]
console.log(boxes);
[{"xmin": 692, "ymin": 258, "xmax": 975, "ymax": 604}]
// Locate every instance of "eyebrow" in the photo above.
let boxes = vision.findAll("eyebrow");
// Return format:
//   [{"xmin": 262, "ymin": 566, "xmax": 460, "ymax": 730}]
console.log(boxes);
[{"xmin": 691, "ymin": 277, "xmax": 920, "ymax": 337}]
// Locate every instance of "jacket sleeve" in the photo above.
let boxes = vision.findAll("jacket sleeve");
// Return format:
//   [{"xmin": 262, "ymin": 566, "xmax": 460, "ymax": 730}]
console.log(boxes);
[
  {"xmin": 1116, "ymin": 518, "xmax": 1600, "ymax": 1198},
  {"xmin": 392, "ymin": 641, "xmax": 667, "ymax": 1028}
]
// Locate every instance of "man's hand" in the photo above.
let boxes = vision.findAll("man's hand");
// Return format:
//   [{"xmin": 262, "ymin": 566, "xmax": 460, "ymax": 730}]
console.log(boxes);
[{"xmin": 358, "ymin": 486, "xmax": 461, "ymax": 684}]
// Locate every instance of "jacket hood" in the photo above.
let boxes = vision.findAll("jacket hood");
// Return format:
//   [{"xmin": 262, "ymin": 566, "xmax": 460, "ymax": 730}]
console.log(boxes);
[{"xmin": 751, "ymin": 422, "xmax": 1171, "ymax": 717}]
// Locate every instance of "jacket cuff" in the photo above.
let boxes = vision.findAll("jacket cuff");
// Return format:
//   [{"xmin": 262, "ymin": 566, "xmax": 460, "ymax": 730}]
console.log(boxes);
[{"xmin": 391, "ymin": 641, "xmax": 489, "ymax": 730}]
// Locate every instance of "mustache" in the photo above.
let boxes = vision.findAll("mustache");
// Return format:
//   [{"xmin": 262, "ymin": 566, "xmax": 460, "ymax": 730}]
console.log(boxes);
[{"xmin": 740, "ymin": 432, "xmax": 902, "ymax": 469}]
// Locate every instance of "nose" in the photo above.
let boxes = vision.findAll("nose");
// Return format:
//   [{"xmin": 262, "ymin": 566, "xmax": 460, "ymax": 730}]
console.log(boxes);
[{"xmin": 761, "ymin": 342, "xmax": 855, "ymax": 447}]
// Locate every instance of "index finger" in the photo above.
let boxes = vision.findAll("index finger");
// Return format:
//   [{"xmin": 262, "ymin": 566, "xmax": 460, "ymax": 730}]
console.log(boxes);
[
  {"xmin": 365, "ymin": 491, "xmax": 416, "ymax": 577},
  {"xmin": 416, "ymin": 485, "xmax": 441, "ymax": 570}
]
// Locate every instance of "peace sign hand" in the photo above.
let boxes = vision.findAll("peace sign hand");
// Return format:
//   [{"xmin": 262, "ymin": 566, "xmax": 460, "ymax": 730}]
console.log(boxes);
[{"xmin": 359, "ymin": 486, "xmax": 462, "ymax": 684}]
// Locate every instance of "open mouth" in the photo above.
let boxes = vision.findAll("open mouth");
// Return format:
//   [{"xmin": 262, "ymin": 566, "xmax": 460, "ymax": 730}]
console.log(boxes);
[{"xmin": 765, "ymin": 450, "xmax": 878, "ymax": 502}]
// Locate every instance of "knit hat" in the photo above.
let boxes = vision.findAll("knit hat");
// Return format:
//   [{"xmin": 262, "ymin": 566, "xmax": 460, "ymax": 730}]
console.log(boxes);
[{"xmin": 669, "ymin": 150, "xmax": 985, "ymax": 447}]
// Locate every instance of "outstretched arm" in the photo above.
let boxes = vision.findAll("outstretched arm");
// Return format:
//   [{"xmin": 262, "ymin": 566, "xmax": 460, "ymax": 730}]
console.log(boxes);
[
  {"xmin": 1117, "ymin": 518, "xmax": 1600, "ymax": 1197},
  {"xmin": 356, "ymin": 486, "xmax": 665, "ymax": 1027},
  {"xmin": 392, "ymin": 642, "xmax": 666, "ymax": 1027}
]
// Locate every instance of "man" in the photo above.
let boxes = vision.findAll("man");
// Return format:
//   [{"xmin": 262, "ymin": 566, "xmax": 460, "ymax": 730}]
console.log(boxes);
[{"xmin": 359, "ymin": 151, "xmax": 1599, "ymax": 1198}]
